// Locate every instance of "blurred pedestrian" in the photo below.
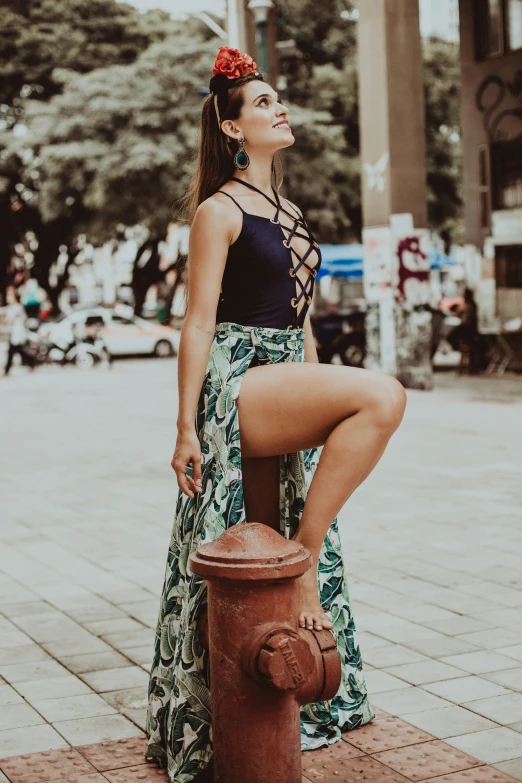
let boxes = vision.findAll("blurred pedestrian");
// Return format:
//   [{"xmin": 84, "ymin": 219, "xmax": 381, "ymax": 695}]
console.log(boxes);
[
  {"xmin": 1, "ymin": 286, "xmax": 35, "ymax": 376},
  {"xmin": 39, "ymin": 298, "xmax": 52, "ymax": 323},
  {"xmin": 20, "ymin": 277, "xmax": 45, "ymax": 322},
  {"xmin": 83, "ymin": 315, "xmax": 113, "ymax": 367},
  {"xmin": 456, "ymin": 287, "xmax": 480, "ymax": 373}
]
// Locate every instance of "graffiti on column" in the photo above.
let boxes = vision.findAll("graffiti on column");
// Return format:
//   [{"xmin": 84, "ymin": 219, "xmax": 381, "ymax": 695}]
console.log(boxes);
[
  {"xmin": 476, "ymin": 71, "xmax": 522, "ymax": 141},
  {"xmin": 396, "ymin": 235, "xmax": 430, "ymax": 305},
  {"xmin": 363, "ymin": 152, "xmax": 389, "ymax": 193}
]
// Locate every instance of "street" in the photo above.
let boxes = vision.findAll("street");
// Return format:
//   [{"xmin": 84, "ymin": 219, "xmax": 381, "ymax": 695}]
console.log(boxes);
[{"xmin": 1, "ymin": 359, "xmax": 522, "ymax": 780}]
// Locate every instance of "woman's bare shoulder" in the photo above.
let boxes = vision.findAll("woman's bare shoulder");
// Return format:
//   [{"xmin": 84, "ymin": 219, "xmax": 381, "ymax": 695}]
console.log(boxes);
[
  {"xmin": 193, "ymin": 193, "xmax": 238, "ymax": 233},
  {"xmin": 196, "ymin": 192, "xmax": 234, "ymax": 220}
]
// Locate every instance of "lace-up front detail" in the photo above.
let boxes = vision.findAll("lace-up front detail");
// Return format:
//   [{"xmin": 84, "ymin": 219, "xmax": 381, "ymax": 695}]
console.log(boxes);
[{"xmin": 215, "ymin": 177, "xmax": 322, "ymax": 330}]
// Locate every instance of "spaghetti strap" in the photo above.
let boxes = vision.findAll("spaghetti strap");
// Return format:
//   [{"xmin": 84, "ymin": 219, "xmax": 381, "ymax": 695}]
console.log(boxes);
[{"xmin": 216, "ymin": 190, "xmax": 246, "ymax": 214}]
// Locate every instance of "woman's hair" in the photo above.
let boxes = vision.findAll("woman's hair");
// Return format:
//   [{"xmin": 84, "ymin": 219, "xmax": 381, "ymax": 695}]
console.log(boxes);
[{"xmin": 176, "ymin": 72, "xmax": 284, "ymax": 226}]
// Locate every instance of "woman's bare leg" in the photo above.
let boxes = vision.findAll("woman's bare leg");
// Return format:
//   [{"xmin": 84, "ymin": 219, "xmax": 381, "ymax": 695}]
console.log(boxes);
[{"xmin": 237, "ymin": 363, "xmax": 406, "ymax": 631}]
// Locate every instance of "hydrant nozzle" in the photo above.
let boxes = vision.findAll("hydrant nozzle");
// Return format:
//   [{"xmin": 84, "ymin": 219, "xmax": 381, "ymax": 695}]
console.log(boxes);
[{"xmin": 242, "ymin": 622, "xmax": 316, "ymax": 690}]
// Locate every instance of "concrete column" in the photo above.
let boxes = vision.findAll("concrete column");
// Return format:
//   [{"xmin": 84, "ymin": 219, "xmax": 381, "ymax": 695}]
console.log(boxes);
[
  {"xmin": 358, "ymin": 0, "xmax": 433, "ymax": 389},
  {"xmin": 227, "ymin": 0, "xmax": 247, "ymax": 49}
]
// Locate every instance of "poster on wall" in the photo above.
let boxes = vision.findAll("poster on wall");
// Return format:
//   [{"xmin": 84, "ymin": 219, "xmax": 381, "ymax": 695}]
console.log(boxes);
[
  {"xmin": 379, "ymin": 292, "xmax": 397, "ymax": 375},
  {"xmin": 362, "ymin": 226, "xmax": 394, "ymax": 303},
  {"xmin": 391, "ymin": 218, "xmax": 431, "ymax": 307}
]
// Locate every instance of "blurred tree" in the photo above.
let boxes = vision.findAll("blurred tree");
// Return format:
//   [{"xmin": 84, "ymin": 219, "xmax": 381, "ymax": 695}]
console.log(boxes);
[
  {"xmin": 0, "ymin": 0, "xmax": 215, "ymax": 308},
  {"xmin": 5, "ymin": 37, "xmax": 215, "ymax": 310},
  {"xmin": 276, "ymin": 0, "xmax": 360, "ymax": 243},
  {"xmin": 423, "ymin": 38, "xmax": 463, "ymax": 249},
  {"xmin": 280, "ymin": 105, "xmax": 359, "ymax": 242},
  {"xmin": 0, "ymin": 0, "xmax": 178, "ymax": 112}
]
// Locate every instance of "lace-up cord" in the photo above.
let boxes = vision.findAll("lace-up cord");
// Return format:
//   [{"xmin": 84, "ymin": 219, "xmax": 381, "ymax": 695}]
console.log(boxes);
[{"xmin": 229, "ymin": 177, "xmax": 321, "ymax": 328}]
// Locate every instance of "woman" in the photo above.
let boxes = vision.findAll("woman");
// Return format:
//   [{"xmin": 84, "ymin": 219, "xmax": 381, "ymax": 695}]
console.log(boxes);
[
  {"xmin": 456, "ymin": 288, "xmax": 480, "ymax": 374},
  {"xmin": 146, "ymin": 47, "xmax": 406, "ymax": 782}
]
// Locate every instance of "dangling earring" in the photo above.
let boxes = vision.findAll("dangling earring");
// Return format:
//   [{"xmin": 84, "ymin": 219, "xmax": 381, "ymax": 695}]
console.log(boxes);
[{"xmin": 234, "ymin": 137, "xmax": 250, "ymax": 170}]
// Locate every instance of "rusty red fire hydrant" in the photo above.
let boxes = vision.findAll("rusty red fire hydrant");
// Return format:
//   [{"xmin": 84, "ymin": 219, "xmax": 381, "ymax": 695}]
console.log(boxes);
[{"xmin": 190, "ymin": 522, "xmax": 341, "ymax": 783}]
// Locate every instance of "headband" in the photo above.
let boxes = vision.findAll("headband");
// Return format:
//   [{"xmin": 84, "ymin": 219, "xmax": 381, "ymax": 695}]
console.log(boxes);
[{"xmin": 209, "ymin": 46, "xmax": 260, "ymax": 125}]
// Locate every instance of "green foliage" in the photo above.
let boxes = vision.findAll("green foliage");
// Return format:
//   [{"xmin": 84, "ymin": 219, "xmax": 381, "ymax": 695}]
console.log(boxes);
[
  {"xmin": 0, "ymin": 0, "xmax": 215, "ymax": 300},
  {"xmin": 277, "ymin": 0, "xmax": 357, "ymax": 69},
  {"xmin": 423, "ymin": 37, "xmax": 463, "ymax": 246},
  {"xmin": 283, "ymin": 105, "xmax": 359, "ymax": 241},
  {"xmin": 0, "ymin": 0, "xmax": 179, "ymax": 113},
  {"xmin": 276, "ymin": 0, "xmax": 360, "ymax": 243},
  {"xmin": 11, "ymin": 37, "xmax": 215, "ymax": 242}
]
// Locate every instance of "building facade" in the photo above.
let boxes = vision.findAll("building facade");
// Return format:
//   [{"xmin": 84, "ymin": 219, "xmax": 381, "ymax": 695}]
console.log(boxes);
[{"xmin": 459, "ymin": 0, "xmax": 522, "ymax": 321}]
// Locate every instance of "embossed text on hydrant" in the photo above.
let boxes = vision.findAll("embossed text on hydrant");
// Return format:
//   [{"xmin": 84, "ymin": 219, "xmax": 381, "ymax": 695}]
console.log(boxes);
[{"xmin": 279, "ymin": 639, "xmax": 304, "ymax": 686}]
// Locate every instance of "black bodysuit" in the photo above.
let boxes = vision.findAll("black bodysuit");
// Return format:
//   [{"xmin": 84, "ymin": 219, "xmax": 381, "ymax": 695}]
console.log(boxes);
[{"xmin": 215, "ymin": 178, "xmax": 322, "ymax": 331}]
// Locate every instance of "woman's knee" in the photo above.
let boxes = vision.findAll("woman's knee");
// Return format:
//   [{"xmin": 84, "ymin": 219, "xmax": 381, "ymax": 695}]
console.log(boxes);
[{"xmin": 365, "ymin": 374, "xmax": 407, "ymax": 433}]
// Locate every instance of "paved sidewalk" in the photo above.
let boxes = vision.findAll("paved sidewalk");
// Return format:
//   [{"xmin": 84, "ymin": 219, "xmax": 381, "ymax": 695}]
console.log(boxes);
[
  {"xmin": 0, "ymin": 360, "xmax": 521, "ymax": 781},
  {"xmin": 0, "ymin": 710, "xmax": 520, "ymax": 782}
]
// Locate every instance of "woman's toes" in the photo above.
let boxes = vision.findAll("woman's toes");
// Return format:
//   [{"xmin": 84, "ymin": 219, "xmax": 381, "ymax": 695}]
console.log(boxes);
[
  {"xmin": 317, "ymin": 614, "xmax": 333, "ymax": 631},
  {"xmin": 299, "ymin": 610, "xmax": 334, "ymax": 632}
]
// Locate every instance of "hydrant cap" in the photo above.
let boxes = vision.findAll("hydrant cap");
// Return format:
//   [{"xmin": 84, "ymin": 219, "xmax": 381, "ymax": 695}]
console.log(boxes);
[{"xmin": 190, "ymin": 522, "xmax": 311, "ymax": 581}]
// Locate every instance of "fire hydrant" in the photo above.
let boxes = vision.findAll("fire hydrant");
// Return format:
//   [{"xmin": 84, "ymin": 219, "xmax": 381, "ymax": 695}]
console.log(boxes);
[{"xmin": 190, "ymin": 522, "xmax": 341, "ymax": 783}]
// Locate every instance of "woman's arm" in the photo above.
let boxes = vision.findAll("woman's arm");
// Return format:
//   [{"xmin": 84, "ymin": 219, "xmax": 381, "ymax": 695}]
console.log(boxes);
[
  {"xmin": 303, "ymin": 312, "xmax": 319, "ymax": 363},
  {"xmin": 173, "ymin": 197, "xmax": 236, "ymax": 498}
]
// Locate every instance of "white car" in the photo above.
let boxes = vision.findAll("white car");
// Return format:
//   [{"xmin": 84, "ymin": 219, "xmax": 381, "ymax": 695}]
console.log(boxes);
[{"xmin": 41, "ymin": 307, "xmax": 178, "ymax": 358}]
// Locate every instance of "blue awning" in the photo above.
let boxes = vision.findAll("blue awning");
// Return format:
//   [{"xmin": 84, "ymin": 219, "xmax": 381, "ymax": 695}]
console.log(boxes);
[
  {"xmin": 317, "ymin": 244, "xmax": 459, "ymax": 279},
  {"xmin": 317, "ymin": 245, "xmax": 363, "ymax": 279},
  {"xmin": 429, "ymin": 249, "xmax": 459, "ymax": 269}
]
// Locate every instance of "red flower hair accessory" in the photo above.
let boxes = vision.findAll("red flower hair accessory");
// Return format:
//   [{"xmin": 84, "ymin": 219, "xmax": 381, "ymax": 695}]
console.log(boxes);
[{"xmin": 212, "ymin": 46, "xmax": 258, "ymax": 80}]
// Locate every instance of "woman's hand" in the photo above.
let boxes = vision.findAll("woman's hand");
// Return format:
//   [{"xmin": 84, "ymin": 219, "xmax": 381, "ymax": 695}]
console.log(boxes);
[{"xmin": 172, "ymin": 428, "xmax": 203, "ymax": 498}]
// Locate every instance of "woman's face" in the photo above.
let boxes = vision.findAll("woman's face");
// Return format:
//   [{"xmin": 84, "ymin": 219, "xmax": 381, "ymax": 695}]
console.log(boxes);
[{"xmin": 224, "ymin": 80, "xmax": 294, "ymax": 152}]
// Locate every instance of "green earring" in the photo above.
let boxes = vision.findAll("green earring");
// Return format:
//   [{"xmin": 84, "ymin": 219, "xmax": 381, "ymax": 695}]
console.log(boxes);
[{"xmin": 234, "ymin": 137, "xmax": 250, "ymax": 170}]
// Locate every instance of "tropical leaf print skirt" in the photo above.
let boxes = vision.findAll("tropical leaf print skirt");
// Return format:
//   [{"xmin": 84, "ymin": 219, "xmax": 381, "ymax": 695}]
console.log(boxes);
[{"xmin": 146, "ymin": 321, "xmax": 374, "ymax": 783}]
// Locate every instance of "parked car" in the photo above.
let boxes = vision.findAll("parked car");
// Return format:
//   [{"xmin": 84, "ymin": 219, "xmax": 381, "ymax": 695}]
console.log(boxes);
[{"xmin": 41, "ymin": 307, "xmax": 178, "ymax": 358}]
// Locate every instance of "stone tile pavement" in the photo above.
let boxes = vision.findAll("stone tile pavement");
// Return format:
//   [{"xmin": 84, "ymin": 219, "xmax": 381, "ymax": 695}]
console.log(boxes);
[{"xmin": 0, "ymin": 359, "xmax": 521, "ymax": 780}]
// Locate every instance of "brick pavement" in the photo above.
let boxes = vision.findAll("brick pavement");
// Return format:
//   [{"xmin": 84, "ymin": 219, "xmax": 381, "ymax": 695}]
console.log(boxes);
[
  {"xmin": 0, "ymin": 359, "xmax": 521, "ymax": 781},
  {"xmin": 0, "ymin": 713, "xmax": 521, "ymax": 783}
]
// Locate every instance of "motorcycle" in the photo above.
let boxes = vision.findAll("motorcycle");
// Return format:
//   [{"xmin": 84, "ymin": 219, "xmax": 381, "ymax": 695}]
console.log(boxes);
[
  {"xmin": 311, "ymin": 310, "xmax": 366, "ymax": 367},
  {"xmin": 27, "ymin": 326, "xmax": 111, "ymax": 369}
]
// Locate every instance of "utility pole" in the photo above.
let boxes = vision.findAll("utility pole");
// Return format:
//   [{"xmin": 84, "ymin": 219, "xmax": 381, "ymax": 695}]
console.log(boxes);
[
  {"xmin": 247, "ymin": 0, "xmax": 273, "ymax": 76},
  {"xmin": 224, "ymin": 0, "xmax": 278, "ymax": 84}
]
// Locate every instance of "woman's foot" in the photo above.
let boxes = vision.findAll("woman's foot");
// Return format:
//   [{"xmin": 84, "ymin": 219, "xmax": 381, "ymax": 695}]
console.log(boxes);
[{"xmin": 295, "ymin": 560, "xmax": 334, "ymax": 632}]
